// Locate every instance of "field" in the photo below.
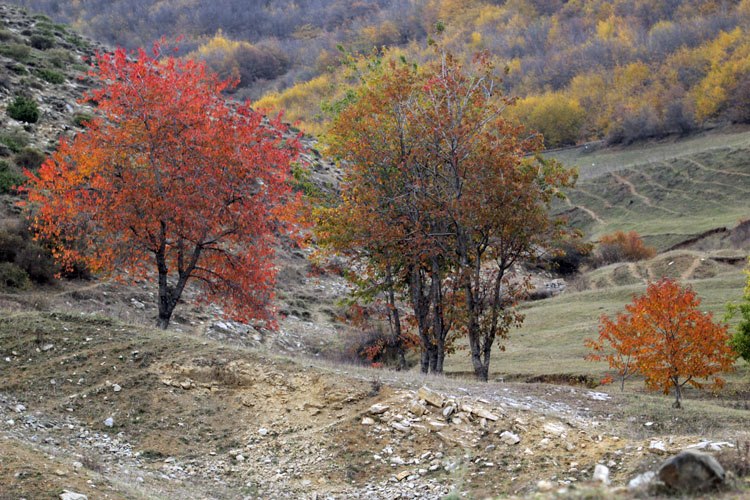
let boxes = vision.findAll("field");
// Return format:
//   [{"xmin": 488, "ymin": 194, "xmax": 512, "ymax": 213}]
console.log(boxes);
[{"xmin": 550, "ymin": 127, "xmax": 750, "ymax": 249}]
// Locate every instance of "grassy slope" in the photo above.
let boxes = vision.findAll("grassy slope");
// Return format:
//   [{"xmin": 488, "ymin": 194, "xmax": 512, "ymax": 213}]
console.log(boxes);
[
  {"xmin": 444, "ymin": 129, "xmax": 750, "ymax": 388},
  {"xmin": 550, "ymin": 128, "xmax": 750, "ymax": 250}
]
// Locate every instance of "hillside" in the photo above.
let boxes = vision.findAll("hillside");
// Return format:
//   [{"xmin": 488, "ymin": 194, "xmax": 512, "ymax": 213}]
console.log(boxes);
[
  {"xmin": 7, "ymin": 0, "xmax": 750, "ymax": 141},
  {"xmin": 1, "ymin": 2, "xmax": 750, "ymax": 499}
]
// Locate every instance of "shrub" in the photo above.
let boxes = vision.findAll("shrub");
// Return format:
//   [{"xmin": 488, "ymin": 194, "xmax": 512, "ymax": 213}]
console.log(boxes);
[
  {"xmin": 14, "ymin": 148, "xmax": 46, "ymax": 170},
  {"xmin": 7, "ymin": 95, "xmax": 40, "ymax": 124},
  {"xmin": 46, "ymin": 48, "xmax": 75, "ymax": 68},
  {"xmin": 546, "ymin": 240, "xmax": 594, "ymax": 275},
  {"xmin": 0, "ymin": 129, "xmax": 31, "ymax": 153},
  {"xmin": 0, "ymin": 161, "xmax": 25, "ymax": 194},
  {"xmin": 72, "ymin": 112, "xmax": 94, "ymax": 127},
  {"xmin": 0, "ymin": 43, "xmax": 31, "ymax": 62},
  {"xmin": 0, "ymin": 227, "xmax": 24, "ymax": 261},
  {"xmin": 0, "ymin": 262, "xmax": 30, "ymax": 289},
  {"xmin": 14, "ymin": 243, "xmax": 56, "ymax": 284},
  {"xmin": 36, "ymin": 68, "xmax": 65, "ymax": 84},
  {"xmin": 30, "ymin": 34, "xmax": 55, "ymax": 50},
  {"xmin": 595, "ymin": 230, "xmax": 656, "ymax": 266}
]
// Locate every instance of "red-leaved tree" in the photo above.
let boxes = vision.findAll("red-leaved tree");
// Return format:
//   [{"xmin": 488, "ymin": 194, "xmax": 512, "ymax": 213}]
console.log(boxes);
[
  {"xmin": 24, "ymin": 42, "xmax": 303, "ymax": 329},
  {"xmin": 587, "ymin": 278, "xmax": 736, "ymax": 408}
]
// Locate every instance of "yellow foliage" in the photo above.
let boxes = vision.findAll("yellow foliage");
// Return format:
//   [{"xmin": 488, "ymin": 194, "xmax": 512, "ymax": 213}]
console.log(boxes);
[{"xmin": 509, "ymin": 92, "xmax": 584, "ymax": 148}]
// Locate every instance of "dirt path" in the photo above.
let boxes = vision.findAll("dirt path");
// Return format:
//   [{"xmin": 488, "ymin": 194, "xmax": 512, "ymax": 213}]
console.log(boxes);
[
  {"xmin": 681, "ymin": 257, "xmax": 703, "ymax": 280},
  {"xmin": 685, "ymin": 158, "xmax": 750, "ymax": 178},
  {"xmin": 611, "ymin": 173, "xmax": 679, "ymax": 215}
]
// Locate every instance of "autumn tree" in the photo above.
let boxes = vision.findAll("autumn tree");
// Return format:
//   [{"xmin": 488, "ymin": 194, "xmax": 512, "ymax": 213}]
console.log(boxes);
[
  {"xmin": 587, "ymin": 278, "xmax": 736, "ymax": 408},
  {"xmin": 24, "ymin": 42, "xmax": 302, "ymax": 329},
  {"xmin": 319, "ymin": 50, "xmax": 575, "ymax": 379}
]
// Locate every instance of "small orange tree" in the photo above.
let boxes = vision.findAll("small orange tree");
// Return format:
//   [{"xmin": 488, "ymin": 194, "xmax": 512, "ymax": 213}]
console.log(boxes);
[
  {"xmin": 587, "ymin": 278, "xmax": 736, "ymax": 408},
  {"xmin": 24, "ymin": 42, "xmax": 302, "ymax": 329}
]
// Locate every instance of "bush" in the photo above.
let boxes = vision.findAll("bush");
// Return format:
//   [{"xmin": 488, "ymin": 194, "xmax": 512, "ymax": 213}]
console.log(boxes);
[
  {"xmin": 14, "ymin": 148, "xmax": 45, "ymax": 170},
  {"xmin": 0, "ymin": 161, "xmax": 25, "ymax": 194},
  {"xmin": 546, "ymin": 240, "xmax": 594, "ymax": 275},
  {"xmin": 45, "ymin": 48, "xmax": 76, "ymax": 68},
  {"xmin": 0, "ymin": 225, "xmax": 57, "ymax": 284},
  {"xmin": 0, "ymin": 129, "xmax": 31, "ymax": 153},
  {"xmin": 0, "ymin": 262, "xmax": 30, "ymax": 289},
  {"xmin": 594, "ymin": 230, "xmax": 656, "ymax": 266},
  {"xmin": 14, "ymin": 243, "xmax": 56, "ymax": 284},
  {"xmin": 7, "ymin": 95, "xmax": 40, "ymax": 124},
  {"xmin": 72, "ymin": 112, "xmax": 94, "ymax": 127},
  {"xmin": 36, "ymin": 68, "xmax": 65, "ymax": 84},
  {"xmin": 0, "ymin": 43, "xmax": 31, "ymax": 62},
  {"xmin": 30, "ymin": 34, "xmax": 55, "ymax": 50}
]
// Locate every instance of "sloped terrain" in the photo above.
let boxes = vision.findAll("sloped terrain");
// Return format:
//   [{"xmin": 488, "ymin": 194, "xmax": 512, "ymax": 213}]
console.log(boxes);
[
  {"xmin": 3, "ymin": 308, "xmax": 748, "ymax": 499},
  {"xmin": 552, "ymin": 129, "xmax": 750, "ymax": 251}
]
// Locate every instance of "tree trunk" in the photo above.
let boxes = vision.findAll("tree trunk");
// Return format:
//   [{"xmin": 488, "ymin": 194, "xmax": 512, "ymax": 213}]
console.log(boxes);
[
  {"xmin": 385, "ymin": 266, "xmax": 406, "ymax": 371},
  {"xmin": 672, "ymin": 379, "xmax": 682, "ymax": 409}
]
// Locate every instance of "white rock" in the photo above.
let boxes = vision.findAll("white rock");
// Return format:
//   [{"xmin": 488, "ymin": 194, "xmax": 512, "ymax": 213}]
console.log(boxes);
[
  {"xmin": 587, "ymin": 391, "xmax": 610, "ymax": 401},
  {"xmin": 391, "ymin": 421, "xmax": 411, "ymax": 433},
  {"xmin": 593, "ymin": 464, "xmax": 610, "ymax": 484},
  {"xmin": 369, "ymin": 403, "xmax": 390, "ymax": 415},
  {"xmin": 417, "ymin": 386, "xmax": 444, "ymax": 408},
  {"xmin": 60, "ymin": 491, "xmax": 88, "ymax": 500},
  {"xmin": 103, "ymin": 417, "xmax": 114, "ymax": 428},
  {"xmin": 537, "ymin": 480, "xmax": 555, "ymax": 492},
  {"xmin": 72, "ymin": 461, "xmax": 83, "ymax": 469},
  {"xmin": 628, "ymin": 471, "xmax": 656, "ymax": 491},
  {"xmin": 258, "ymin": 428, "xmax": 269, "ymax": 436},
  {"xmin": 500, "ymin": 431, "xmax": 521, "ymax": 445},
  {"xmin": 235, "ymin": 454, "xmax": 245, "ymax": 462},
  {"xmin": 649, "ymin": 440, "xmax": 667, "ymax": 453},
  {"xmin": 14, "ymin": 404, "xmax": 25, "ymax": 413},
  {"xmin": 442, "ymin": 405, "xmax": 455, "ymax": 418},
  {"xmin": 113, "ymin": 384, "xmax": 122, "ymax": 392},
  {"xmin": 543, "ymin": 421, "xmax": 567, "ymax": 437},
  {"xmin": 361, "ymin": 417, "xmax": 376, "ymax": 426},
  {"xmin": 472, "ymin": 408, "xmax": 499, "ymax": 421}
]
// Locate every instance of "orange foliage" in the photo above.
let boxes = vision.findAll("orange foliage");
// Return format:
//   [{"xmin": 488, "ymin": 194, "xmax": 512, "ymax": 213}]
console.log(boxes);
[
  {"xmin": 23, "ymin": 41, "xmax": 303, "ymax": 329},
  {"xmin": 586, "ymin": 278, "xmax": 736, "ymax": 408},
  {"xmin": 596, "ymin": 230, "xmax": 656, "ymax": 265}
]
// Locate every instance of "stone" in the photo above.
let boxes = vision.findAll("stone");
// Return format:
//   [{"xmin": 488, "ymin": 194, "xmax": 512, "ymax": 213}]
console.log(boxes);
[
  {"xmin": 442, "ymin": 405, "xmax": 455, "ymax": 418},
  {"xmin": 409, "ymin": 401, "xmax": 427, "ymax": 417},
  {"xmin": 14, "ymin": 404, "xmax": 25, "ymax": 413},
  {"xmin": 361, "ymin": 417, "xmax": 376, "ymax": 426},
  {"xmin": 60, "ymin": 492, "xmax": 88, "ymax": 500},
  {"xmin": 235, "ymin": 454, "xmax": 245, "ymax": 462},
  {"xmin": 72, "ymin": 461, "xmax": 83, "ymax": 469},
  {"xmin": 500, "ymin": 431, "xmax": 521, "ymax": 445},
  {"xmin": 543, "ymin": 421, "xmax": 567, "ymax": 437},
  {"xmin": 369, "ymin": 403, "xmax": 390, "ymax": 415},
  {"xmin": 258, "ymin": 428, "xmax": 269, "ymax": 436},
  {"xmin": 472, "ymin": 407, "xmax": 499, "ymax": 421},
  {"xmin": 395, "ymin": 470, "xmax": 411, "ymax": 481},
  {"xmin": 628, "ymin": 471, "xmax": 655, "ymax": 491},
  {"xmin": 537, "ymin": 480, "xmax": 555, "ymax": 492},
  {"xmin": 593, "ymin": 464, "xmax": 610, "ymax": 485},
  {"xmin": 649, "ymin": 440, "xmax": 668, "ymax": 454},
  {"xmin": 426, "ymin": 420, "xmax": 447, "ymax": 432},
  {"xmin": 391, "ymin": 421, "xmax": 411, "ymax": 433},
  {"xmin": 417, "ymin": 386, "xmax": 444, "ymax": 408},
  {"xmin": 103, "ymin": 417, "xmax": 114, "ymax": 428},
  {"xmin": 112, "ymin": 384, "xmax": 122, "ymax": 392},
  {"xmin": 657, "ymin": 450, "xmax": 725, "ymax": 492}
]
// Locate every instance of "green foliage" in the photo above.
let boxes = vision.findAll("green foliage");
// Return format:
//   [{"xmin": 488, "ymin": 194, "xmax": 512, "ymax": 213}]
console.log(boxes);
[
  {"xmin": 72, "ymin": 112, "xmax": 94, "ymax": 127},
  {"xmin": 727, "ymin": 259, "xmax": 750, "ymax": 363},
  {"xmin": 45, "ymin": 48, "xmax": 76, "ymax": 68},
  {"xmin": 0, "ymin": 43, "xmax": 32, "ymax": 62},
  {"xmin": 0, "ymin": 129, "xmax": 31, "ymax": 153},
  {"xmin": 0, "ymin": 225, "xmax": 57, "ymax": 284},
  {"xmin": 7, "ymin": 95, "xmax": 40, "ymax": 124},
  {"xmin": 30, "ymin": 33, "xmax": 55, "ymax": 50},
  {"xmin": 0, "ymin": 262, "xmax": 30, "ymax": 290},
  {"xmin": 14, "ymin": 147, "xmax": 46, "ymax": 170},
  {"xmin": 36, "ymin": 67, "xmax": 65, "ymax": 84},
  {"xmin": 0, "ymin": 161, "xmax": 25, "ymax": 194}
]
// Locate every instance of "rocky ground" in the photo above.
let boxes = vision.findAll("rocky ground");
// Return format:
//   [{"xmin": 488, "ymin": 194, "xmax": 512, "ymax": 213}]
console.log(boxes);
[{"xmin": 0, "ymin": 302, "xmax": 746, "ymax": 499}]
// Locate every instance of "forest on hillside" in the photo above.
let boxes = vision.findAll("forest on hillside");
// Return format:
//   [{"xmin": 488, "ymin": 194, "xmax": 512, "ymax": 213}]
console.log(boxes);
[{"xmin": 9, "ymin": 0, "xmax": 750, "ymax": 144}]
